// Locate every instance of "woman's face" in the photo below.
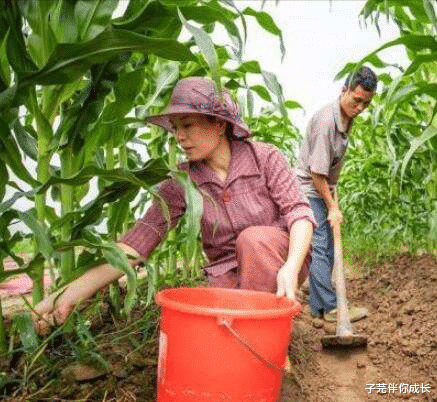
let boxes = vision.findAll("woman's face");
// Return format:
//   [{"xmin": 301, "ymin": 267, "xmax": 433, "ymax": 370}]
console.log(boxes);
[{"xmin": 170, "ymin": 113, "xmax": 227, "ymax": 162}]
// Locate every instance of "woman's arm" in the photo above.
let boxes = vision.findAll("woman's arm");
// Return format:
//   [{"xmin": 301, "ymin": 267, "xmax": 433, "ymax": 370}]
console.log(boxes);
[
  {"xmin": 34, "ymin": 243, "xmax": 141, "ymax": 335},
  {"xmin": 276, "ymin": 219, "xmax": 313, "ymax": 299}
]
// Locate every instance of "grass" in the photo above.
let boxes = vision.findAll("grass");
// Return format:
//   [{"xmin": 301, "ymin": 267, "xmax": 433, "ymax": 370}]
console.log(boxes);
[{"xmin": 0, "ymin": 266, "xmax": 205, "ymax": 400}]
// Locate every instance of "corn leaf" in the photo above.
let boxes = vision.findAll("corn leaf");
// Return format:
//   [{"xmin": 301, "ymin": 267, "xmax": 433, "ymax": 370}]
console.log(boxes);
[
  {"xmin": 171, "ymin": 171, "xmax": 203, "ymax": 270},
  {"xmin": 24, "ymin": 29, "xmax": 194, "ymax": 86},
  {"xmin": 38, "ymin": 158, "xmax": 169, "ymax": 194},
  {"xmin": 400, "ymin": 126, "xmax": 437, "ymax": 184},
  {"xmin": 102, "ymin": 242, "xmax": 137, "ymax": 315},
  {"xmin": 250, "ymin": 85, "xmax": 271, "ymax": 102},
  {"xmin": 242, "ymin": 7, "xmax": 285, "ymax": 60},
  {"xmin": 13, "ymin": 312, "xmax": 40, "ymax": 353},
  {"xmin": 0, "ymin": 29, "xmax": 194, "ymax": 110},
  {"xmin": 17, "ymin": 210, "xmax": 53, "ymax": 259},
  {"xmin": 261, "ymin": 70, "xmax": 286, "ymax": 116},
  {"xmin": 74, "ymin": 0, "xmax": 119, "ymax": 41},
  {"xmin": 178, "ymin": 8, "xmax": 220, "ymax": 90},
  {"xmin": 142, "ymin": 62, "xmax": 179, "ymax": 110},
  {"xmin": 13, "ymin": 120, "xmax": 38, "ymax": 161},
  {"xmin": 0, "ymin": 118, "xmax": 39, "ymax": 186},
  {"xmin": 0, "ymin": 160, "xmax": 8, "ymax": 201}
]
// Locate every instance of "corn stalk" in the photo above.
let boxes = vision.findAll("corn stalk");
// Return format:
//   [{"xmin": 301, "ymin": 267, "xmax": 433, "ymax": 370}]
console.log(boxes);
[
  {"xmin": 0, "ymin": 0, "xmax": 300, "ymax": 345},
  {"xmin": 337, "ymin": 0, "xmax": 437, "ymax": 254}
]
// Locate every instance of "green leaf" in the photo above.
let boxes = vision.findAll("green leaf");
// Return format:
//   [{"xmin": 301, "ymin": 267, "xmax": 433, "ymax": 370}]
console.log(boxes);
[
  {"xmin": 112, "ymin": 1, "xmax": 152, "ymax": 30},
  {"xmin": 376, "ymin": 34, "xmax": 437, "ymax": 54},
  {"xmin": 0, "ymin": 160, "xmax": 8, "ymax": 201},
  {"xmin": 261, "ymin": 70, "xmax": 286, "ymax": 116},
  {"xmin": 284, "ymin": 100, "xmax": 303, "ymax": 110},
  {"xmin": 17, "ymin": 210, "xmax": 53, "ymax": 259},
  {"xmin": 242, "ymin": 7, "xmax": 285, "ymax": 60},
  {"xmin": 143, "ymin": 62, "xmax": 179, "ymax": 110},
  {"xmin": 13, "ymin": 312, "xmax": 39, "ymax": 353},
  {"xmin": 181, "ymin": 3, "xmax": 243, "ymax": 57},
  {"xmin": 246, "ymin": 87, "xmax": 254, "ymax": 118},
  {"xmin": 0, "ymin": 118, "xmax": 39, "ymax": 186},
  {"xmin": 107, "ymin": 198, "xmax": 130, "ymax": 237},
  {"xmin": 102, "ymin": 242, "xmax": 137, "ymax": 314},
  {"xmin": 0, "ymin": 30, "xmax": 194, "ymax": 110},
  {"xmin": 5, "ymin": 2, "xmax": 38, "ymax": 79},
  {"xmin": 400, "ymin": 126, "xmax": 437, "ymax": 184},
  {"xmin": 0, "ymin": 191, "xmax": 32, "ymax": 215},
  {"xmin": 75, "ymin": 0, "xmax": 118, "ymax": 41},
  {"xmin": 236, "ymin": 60, "xmax": 261, "ymax": 74},
  {"xmin": 18, "ymin": 29, "xmax": 194, "ymax": 87},
  {"xmin": 109, "ymin": 69, "xmax": 145, "ymax": 119},
  {"xmin": 38, "ymin": 158, "xmax": 169, "ymax": 194},
  {"xmin": 114, "ymin": 1, "xmax": 181, "ymax": 38},
  {"xmin": 171, "ymin": 170, "xmax": 203, "ymax": 269},
  {"xmin": 0, "ymin": 32, "xmax": 11, "ymax": 90},
  {"xmin": 391, "ymin": 82, "xmax": 437, "ymax": 103},
  {"xmin": 13, "ymin": 120, "xmax": 38, "ymax": 161},
  {"xmin": 404, "ymin": 53, "xmax": 437, "ymax": 75},
  {"xmin": 49, "ymin": 0, "xmax": 79, "ymax": 43},
  {"xmin": 21, "ymin": 0, "xmax": 57, "ymax": 67},
  {"xmin": 423, "ymin": 0, "xmax": 437, "ymax": 31},
  {"xmin": 178, "ymin": 8, "xmax": 220, "ymax": 89},
  {"xmin": 250, "ymin": 85, "xmax": 271, "ymax": 101}
]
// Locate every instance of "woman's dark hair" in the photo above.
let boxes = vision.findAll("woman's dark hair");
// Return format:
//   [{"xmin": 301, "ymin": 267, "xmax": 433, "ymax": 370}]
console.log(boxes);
[
  {"xmin": 345, "ymin": 66, "xmax": 378, "ymax": 92},
  {"xmin": 206, "ymin": 115, "xmax": 235, "ymax": 140}
]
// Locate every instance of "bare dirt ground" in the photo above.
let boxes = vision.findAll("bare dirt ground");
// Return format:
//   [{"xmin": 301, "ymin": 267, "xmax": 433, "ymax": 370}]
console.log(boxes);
[
  {"xmin": 1, "ymin": 253, "xmax": 436, "ymax": 401},
  {"xmin": 282, "ymin": 253, "xmax": 437, "ymax": 402}
]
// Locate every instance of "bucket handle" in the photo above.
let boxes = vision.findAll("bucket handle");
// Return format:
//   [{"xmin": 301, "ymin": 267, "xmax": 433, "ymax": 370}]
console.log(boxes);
[{"xmin": 218, "ymin": 315, "xmax": 285, "ymax": 374}]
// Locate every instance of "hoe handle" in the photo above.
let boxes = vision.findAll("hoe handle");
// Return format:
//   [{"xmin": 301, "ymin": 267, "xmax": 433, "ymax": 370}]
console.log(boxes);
[{"xmin": 332, "ymin": 192, "xmax": 353, "ymax": 340}]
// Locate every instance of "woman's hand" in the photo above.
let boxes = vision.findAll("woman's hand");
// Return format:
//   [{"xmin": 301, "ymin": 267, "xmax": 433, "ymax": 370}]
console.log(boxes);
[
  {"xmin": 33, "ymin": 288, "xmax": 73, "ymax": 335},
  {"xmin": 32, "ymin": 243, "xmax": 139, "ymax": 335},
  {"xmin": 276, "ymin": 219, "xmax": 313, "ymax": 300},
  {"xmin": 276, "ymin": 263, "xmax": 298, "ymax": 300}
]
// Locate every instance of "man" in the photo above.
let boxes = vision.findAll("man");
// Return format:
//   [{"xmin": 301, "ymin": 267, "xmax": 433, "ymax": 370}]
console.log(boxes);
[{"xmin": 297, "ymin": 66, "xmax": 377, "ymax": 321}]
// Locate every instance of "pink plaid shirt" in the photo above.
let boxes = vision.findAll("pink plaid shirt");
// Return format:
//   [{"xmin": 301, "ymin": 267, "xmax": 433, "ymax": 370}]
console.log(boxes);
[{"xmin": 119, "ymin": 140, "xmax": 316, "ymax": 277}]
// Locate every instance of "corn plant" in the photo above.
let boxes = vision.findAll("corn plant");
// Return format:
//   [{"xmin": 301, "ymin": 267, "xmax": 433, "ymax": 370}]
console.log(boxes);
[
  {"xmin": 0, "ymin": 0, "xmax": 296, "ymax": 354},
  {"xmin": 336, "ymin": 0, "xmax": 437, "ymax": 258}
]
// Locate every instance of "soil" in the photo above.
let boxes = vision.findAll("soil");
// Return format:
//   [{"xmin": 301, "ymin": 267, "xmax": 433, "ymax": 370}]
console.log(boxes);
[{"xmin": 1, "ymin": 253, "xmax": 436, "ymax": 401}]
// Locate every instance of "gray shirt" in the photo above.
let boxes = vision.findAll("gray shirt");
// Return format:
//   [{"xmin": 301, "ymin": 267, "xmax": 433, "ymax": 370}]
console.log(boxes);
[{"xmin": 296, "ymin": 97, "xmax": 352, "ymax": 198}]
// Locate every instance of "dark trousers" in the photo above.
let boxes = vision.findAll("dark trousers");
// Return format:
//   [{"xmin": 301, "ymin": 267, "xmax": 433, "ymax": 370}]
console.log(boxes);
[{"xmin": 308, "ymin": 198, "xmax": 337, "ymax": 316}]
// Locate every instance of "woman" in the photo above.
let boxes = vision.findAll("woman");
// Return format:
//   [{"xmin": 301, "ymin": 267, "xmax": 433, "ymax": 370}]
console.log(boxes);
[{"xmin": 35, "ymin": 77, "xmax": 315, "ymax": 334}]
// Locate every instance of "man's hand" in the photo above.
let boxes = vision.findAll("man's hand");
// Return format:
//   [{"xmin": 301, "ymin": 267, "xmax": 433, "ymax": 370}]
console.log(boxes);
[
  {"xmin": 276, "ymin": 263, "xmax": 298, "ymax": 300},
  {"xmin": 328, "ymin": 206, "xmax": 343, "ymax": 227}
]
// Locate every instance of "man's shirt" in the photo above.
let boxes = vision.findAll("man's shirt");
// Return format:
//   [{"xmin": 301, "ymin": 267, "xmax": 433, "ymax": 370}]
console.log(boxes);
[{"xmin": 296, "ymin": 97, "xmax": 352, "ymax": 198}]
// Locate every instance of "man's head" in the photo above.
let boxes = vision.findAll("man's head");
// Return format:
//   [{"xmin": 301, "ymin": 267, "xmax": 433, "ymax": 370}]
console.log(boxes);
[{"xmin": 340, "ymin": 66, "xmax": 377, "ymax": 121}]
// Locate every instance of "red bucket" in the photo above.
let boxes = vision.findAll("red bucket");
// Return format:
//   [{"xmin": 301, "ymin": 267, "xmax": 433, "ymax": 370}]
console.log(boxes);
[{"xmin": 155, "ymin": 287, "xmax": 301, "ymax": 402}]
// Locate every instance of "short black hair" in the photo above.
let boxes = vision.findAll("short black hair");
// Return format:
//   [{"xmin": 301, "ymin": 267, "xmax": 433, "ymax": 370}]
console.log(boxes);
[{"xmin": 345, "ymin": 66, "xmax": 377, "ymax": 92}]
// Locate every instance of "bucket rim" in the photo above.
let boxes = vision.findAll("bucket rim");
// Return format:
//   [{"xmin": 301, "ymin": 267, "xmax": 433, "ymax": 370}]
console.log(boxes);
[{"xmin": 155, "ymin": 287, "xmax": 301, "ymax": 319}]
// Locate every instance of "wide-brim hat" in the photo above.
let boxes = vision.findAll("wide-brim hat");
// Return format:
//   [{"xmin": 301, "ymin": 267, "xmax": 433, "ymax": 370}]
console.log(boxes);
[{"xmin": 146, "ymin": 77, "xmax": 251, "ymax": 138}]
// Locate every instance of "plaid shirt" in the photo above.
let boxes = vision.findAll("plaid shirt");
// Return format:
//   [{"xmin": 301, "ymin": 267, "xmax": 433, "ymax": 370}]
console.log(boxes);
[{"xmin": 119, "ymin": 140, "xmax": 316, "ymax": 277}]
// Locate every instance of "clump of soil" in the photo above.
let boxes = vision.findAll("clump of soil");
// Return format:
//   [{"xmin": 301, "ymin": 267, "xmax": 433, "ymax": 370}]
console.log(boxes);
[{"xmin": 1, "ymin": 253, "xmax": 436, "ymax": 401}]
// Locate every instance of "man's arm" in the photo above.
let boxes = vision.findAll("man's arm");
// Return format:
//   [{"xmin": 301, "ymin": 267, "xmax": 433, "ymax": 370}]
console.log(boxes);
[{"xmin": 311, "ymin": 172, "xmax": 342, "ymax": 225}]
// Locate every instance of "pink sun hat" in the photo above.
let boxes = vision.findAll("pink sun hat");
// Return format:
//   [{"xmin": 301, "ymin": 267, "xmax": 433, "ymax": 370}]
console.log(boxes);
[{"xmin": 146, "ymin": 76, "xmax": 251, "ymax": 138}]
